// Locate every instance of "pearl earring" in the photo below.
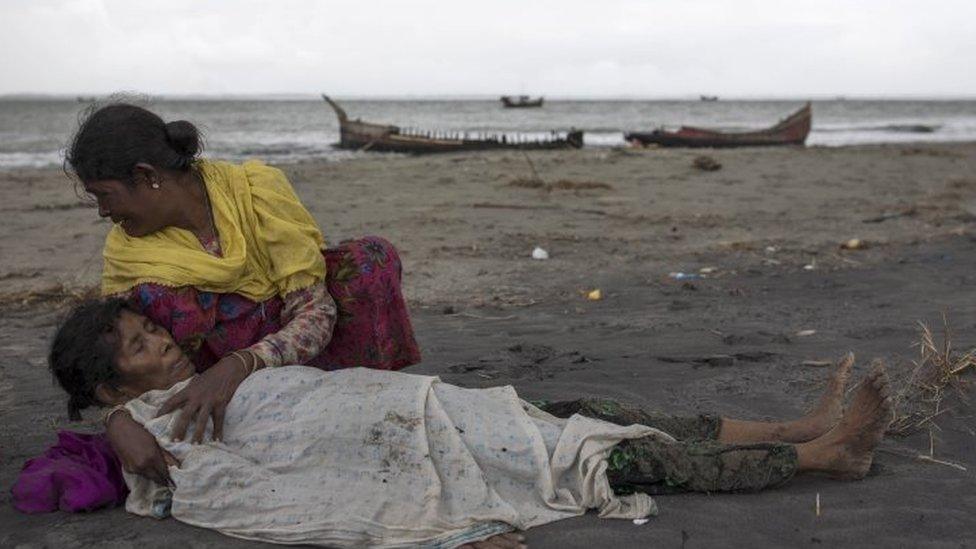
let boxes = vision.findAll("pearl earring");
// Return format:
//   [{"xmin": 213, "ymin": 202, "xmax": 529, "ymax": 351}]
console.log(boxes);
[{"xmin": 151, "ymin": 182, "xmax": 160, "ymax": 189}]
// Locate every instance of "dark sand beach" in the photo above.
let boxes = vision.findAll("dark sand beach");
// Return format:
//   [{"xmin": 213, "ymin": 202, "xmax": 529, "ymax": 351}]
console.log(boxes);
[{"xmin": 2, "ymin": 143, "xmax": 975, "ymax": 547}]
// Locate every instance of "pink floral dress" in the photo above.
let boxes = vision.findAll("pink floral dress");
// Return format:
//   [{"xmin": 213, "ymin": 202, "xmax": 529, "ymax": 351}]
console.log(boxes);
[{"xmin": 126, "ymin": 235, "xmax": 420, "ymax": 372}]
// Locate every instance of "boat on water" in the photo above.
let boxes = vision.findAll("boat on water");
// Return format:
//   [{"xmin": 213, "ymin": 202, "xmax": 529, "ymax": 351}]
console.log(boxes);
[
  {"xmin": 501, "ymin": 95, "xmax": 544, "ymax": 108},
  {"xmin": 625, "ymin": 102, "xmax": 812, "ymax": 148},
  {"xmin": 322, "ymin": 95, "xmax": 582, "ymax": 154},
  {"xmin": 700, "ymin": 95, "xmax": 719, "ymax": 102}
]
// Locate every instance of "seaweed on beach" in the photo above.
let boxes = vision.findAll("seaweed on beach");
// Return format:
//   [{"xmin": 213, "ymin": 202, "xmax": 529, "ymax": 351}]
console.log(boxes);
[
  {"xmin": 0, "ymin": 283, "xmax": 98, "ymax": 307},
  {"xmin": 887, "ymin": 314, "xmax": 975, "ymax": 437},
  {"xmin": 692, "ymin": 155, "xmax": 722, "ymax": 171},
  {"xmin": 507, "ymin": 178, "xmax": 613, "ymax": 192},
  {"xmin": 506, "ymin": 150, "xmax": 613, "ymax": 193}
]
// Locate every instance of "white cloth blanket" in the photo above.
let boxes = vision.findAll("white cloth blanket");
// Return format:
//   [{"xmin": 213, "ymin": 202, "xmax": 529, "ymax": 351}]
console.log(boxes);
[{"xmin": 123, "ymin": 366, "xmax": 673, "ymax": 548}]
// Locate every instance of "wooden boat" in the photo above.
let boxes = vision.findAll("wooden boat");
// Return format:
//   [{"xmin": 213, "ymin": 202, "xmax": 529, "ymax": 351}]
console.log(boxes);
[
  {"xmin": 322, "ymin": 95, "xmax": 582, "ymax": 154},
  {"xmin": 501, "ymin": 95, "xmax": 544, "ymax": 108},
  {"xmin": 625, "ymin": 102, "xmax": 812, "ymax": 148}
]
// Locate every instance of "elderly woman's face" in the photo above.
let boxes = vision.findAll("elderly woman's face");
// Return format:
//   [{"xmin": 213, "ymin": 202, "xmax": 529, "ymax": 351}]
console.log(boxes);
[
  {"xmin": 84, "ymin": 178, "xmax": 165, "ymax": 237},
  {"xmin": 106, "ymin": 310, "xmax": 195, "ymax": 398}
]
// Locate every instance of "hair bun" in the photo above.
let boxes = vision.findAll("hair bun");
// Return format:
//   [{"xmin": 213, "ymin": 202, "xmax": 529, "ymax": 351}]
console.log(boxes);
[{"xmin": 163, "ymin": 120, "xmax": 202, "ymax": 162}]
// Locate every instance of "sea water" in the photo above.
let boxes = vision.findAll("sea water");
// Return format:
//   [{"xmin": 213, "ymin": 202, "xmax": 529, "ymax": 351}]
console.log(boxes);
[{"xmin": 1, "ymin": 97, "xmax": 974, "ymax": 169}]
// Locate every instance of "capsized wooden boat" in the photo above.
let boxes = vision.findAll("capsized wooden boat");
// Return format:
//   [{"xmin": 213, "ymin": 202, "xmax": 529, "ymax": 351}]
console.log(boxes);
[
  {"xmin": 625, "ymin": 102, "xmax": 812, "ymax": 148},
  {"xmin": 322, "ymin": 95, "xmax": 581, "ymax": 153},
  {"xmin": 501, "ymin": 95, "xmax": 544, "ymax": 108}
]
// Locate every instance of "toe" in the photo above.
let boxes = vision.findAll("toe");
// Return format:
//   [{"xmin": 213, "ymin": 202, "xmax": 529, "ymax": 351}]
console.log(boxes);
[
  {"xmin": 873, "ymin": 373, "xmax": 892, "ymax": 395},
  {"xmin": 883, "ymin": 397, "xmax": 894, "ymax": 412},
  {"xmin": 871, "ymin": 375, "xmax": 885, "ymax": 391}
]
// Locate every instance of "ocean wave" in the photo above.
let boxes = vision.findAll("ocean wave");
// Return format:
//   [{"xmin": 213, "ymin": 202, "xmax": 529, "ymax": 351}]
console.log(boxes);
[
  {"xmin": 817, "ymin": 123, "xmax": 942, "ymax": 134},
  {"xmin": 0, "ymin": 151, "xmax": 62, "ymax": 169},
  {"xmin": 233, "ymin": 146, "xmax": 330, "ymax": 157},
  {"xmin": 2, "ymin": 99, "xmax": 976, "ymax": 168}
]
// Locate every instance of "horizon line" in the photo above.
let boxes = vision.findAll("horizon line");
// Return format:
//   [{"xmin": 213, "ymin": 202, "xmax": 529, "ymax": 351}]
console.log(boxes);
[{"xmin": 2, "ymin": 92, "xmax": 976, "ymax": 102}]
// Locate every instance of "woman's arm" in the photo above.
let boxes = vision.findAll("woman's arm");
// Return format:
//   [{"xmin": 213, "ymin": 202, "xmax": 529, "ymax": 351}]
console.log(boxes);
[
  {"xmin": 154, "ymin": 282, "xmax": 335, "ymax": 442},
  {"xmin": 246, "ymin": 281, "xmax": 337, "ymax": 367},
  {"xmin": 105, "ymin": 409, "xmax": 180, "ymax": 486}
]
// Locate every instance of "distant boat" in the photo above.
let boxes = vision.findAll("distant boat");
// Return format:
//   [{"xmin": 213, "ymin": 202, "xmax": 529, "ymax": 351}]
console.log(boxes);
[
  {"xmin": 625, "ymin": 102, "xmax": 812, "ymax": 148},
  {"xmin": 76, "ymin": 96, "xmax": 96, "ymax": 103},
  {"xmin": 501, "ymin": 95, "xmax": 544, "ymax": 108},
  {"xmin": 322, "ymin": 95, "xmax": 582, "ymax": 154},
  {"xmin": 700, "ymin": 95, "xmax": 719, "ymax": 102}
]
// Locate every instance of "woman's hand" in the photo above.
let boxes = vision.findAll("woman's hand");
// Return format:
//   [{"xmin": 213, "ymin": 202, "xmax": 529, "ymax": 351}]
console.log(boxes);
[
  {"xmin": 106, "ymin": 411, "xmax": 180, "ymax": 486},
  {"xmin": 156, "ymin": 355, "xmax": 249, "ymax": 443}
]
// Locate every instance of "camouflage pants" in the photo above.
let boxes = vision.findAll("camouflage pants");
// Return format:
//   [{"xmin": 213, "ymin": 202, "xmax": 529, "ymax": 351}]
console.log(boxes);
[{"xmin": 540, "ymin": 398, "xmax": 798, "ymax": 494}]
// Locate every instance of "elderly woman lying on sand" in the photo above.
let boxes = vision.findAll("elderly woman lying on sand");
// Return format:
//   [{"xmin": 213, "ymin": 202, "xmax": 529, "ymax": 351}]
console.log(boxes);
[{"xmin": 46, "ymin": 299, "xmax": 894, "ymax": 548}]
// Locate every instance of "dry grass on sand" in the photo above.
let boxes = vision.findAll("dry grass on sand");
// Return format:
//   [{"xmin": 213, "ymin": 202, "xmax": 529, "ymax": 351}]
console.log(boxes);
[{"xmin": 883, "ymin": 314, "xmax": 974, "ymax": 472}]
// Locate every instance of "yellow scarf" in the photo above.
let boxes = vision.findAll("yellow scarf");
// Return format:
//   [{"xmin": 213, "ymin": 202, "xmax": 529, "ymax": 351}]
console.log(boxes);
[{"xmin": 101, "ymin": 160, "xmax": 326, "ymax": 301}]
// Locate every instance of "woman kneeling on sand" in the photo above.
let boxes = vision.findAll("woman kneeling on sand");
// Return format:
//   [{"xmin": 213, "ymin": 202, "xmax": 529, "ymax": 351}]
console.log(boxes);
[
  {"xmin": 64, "ymin": 102, "xmax": 420, "ymax": 486},
  {"xmin": 43, "ymin": 299, "xmax": 894, "ymax": 548}
]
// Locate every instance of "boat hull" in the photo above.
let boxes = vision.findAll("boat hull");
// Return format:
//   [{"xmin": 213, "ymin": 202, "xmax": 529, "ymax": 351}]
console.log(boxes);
[
  {"xmin": 626, "ymin": 103, "xmax": 812, "ymax": 148},
  {"xmin": 338, "ymin": 131, "xmax": 583, "ymax": 153},
  {"xmin": 323, "ymin": 95, "xmax": 580, "ymax": 154},
  {"xmin": 501, "ymin": 96, "xmax": 544, "ymax": 108},
  {"xmin": 624, "ymin": 131, "xmax": 806, "ymax": 148}
]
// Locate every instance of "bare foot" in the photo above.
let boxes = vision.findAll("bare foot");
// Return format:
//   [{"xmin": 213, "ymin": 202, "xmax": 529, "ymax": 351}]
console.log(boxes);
[
  {"xmin": 798, "ymin": 362, "xmax": 894, "ymax": 479},
  {"xmin": 717, "ymin": 353, "xmax": 856, "ymax": 444},
  {"xmin": 792, "ymin": 352, "xmax": 855, "ymax": 441}
]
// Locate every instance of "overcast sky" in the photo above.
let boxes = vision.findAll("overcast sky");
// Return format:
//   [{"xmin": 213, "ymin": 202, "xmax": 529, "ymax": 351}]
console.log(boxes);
[{"xmin": 1, "ymin": 0, "xmax": 973, "ymax": 98}]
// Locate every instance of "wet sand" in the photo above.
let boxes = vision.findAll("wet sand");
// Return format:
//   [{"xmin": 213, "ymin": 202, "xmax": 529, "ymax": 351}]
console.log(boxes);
[{"xmin": 2, "ymin": 143, "xmax": 975, "ymax": 547}]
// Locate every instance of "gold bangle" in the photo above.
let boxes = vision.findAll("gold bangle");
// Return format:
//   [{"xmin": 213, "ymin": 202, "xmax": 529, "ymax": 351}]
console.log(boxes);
[
  {"xmin": 242, "ymin": 350, "xmax": 260, "ymax": 375},
  {"xmin": 231, "ymin": 350, "xmax": 260, "ymax": 376},
  {"xmin": 228, "ymin": 351, "xmax": 250, "ymax": 377}
]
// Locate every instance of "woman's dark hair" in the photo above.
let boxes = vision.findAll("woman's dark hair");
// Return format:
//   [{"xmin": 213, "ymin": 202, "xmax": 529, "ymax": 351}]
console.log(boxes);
[
  {"xmin": 66, "ymin": 102, "xmax": 203, "ymax": 183},
  {"xmin": 49, "ymin": 298, "xmax": 132, "ymax": 420}
]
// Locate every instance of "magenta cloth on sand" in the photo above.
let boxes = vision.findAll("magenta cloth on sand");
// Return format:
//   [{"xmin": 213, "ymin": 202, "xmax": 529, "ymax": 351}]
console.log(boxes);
[{"xmin": 11, "ymin": 431, "xmax": 128, "ymax": 513}]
